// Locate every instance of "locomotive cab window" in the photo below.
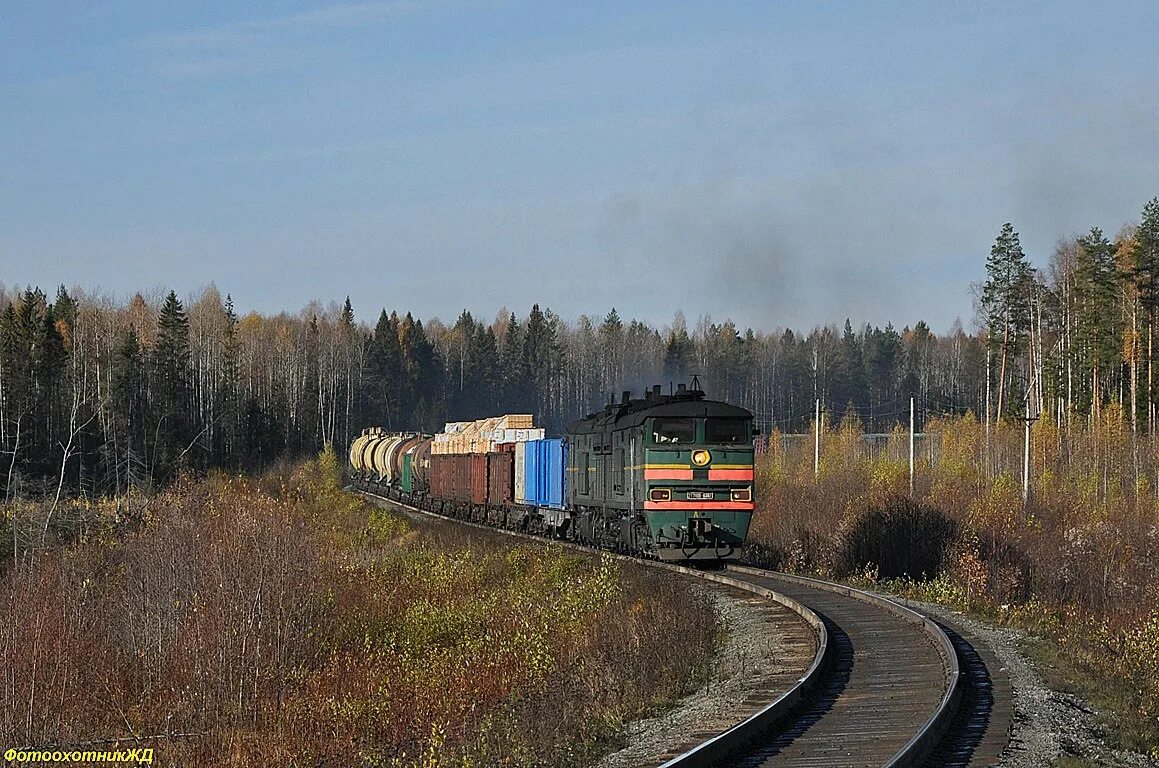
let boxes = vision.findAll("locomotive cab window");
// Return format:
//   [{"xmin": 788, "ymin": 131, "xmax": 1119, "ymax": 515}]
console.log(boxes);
[
  {"xmin": 705, "ymin": 418, "xmax": 749, "ymax": 444},
  {"xmin": 652, "ymin": 418, "xmax": 695, "ymax": 444}
]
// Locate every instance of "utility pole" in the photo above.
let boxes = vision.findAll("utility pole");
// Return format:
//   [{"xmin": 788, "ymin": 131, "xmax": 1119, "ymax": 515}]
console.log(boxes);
[
  {"xmin": 985, "ymin": 346, "xmax": 992, "ymax": 474},
  {"xmin": 909, "ymin": 396, "xmax": 915, "ymax": 495},
  {"xmin": 1022, "ymin": 396, "xmax": 1039, "ymax": 507},
  {"xmin": 814, "ymin": 399, "xmax": 821, "ymax": 480}
]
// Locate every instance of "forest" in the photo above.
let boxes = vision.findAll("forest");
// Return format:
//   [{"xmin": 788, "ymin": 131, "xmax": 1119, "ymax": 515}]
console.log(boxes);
[{"xmin": 3, "ymin": 196, "xmax": 1158, "ymax": 501}]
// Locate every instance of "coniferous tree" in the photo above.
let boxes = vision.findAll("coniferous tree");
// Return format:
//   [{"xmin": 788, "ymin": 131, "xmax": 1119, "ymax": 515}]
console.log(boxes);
[
  {"xmin": 524, "ymin": 304, "xmax": 557, "ymax": 424},
  {"xmin": 109, "ymin": 327, "xmax": 147, "ymax": 491},
  {"xmin": 981, "ymin": 223, "xmax": 1034, "ymax": 419},
  {"xmin": 450, "ymin": 310, "xmax": 476, "ymax": 404},
  {"xmin": 1075, "ymin": 227, "xmax": 1120, "ymax": 417},
  {"xmin": 1133, "ymin": 198, "xmax": 1159, "ymax": 431},
  {"xmin": 498, "ymin": 312, "xmax": 523, "ymax": 411},
  {"xmin": 866, "ymin": 323, "xmax": 902, "ymax": 425},
  {"xmin": 663, "ymin": 322, "xmax": 694, "ymax": 383},
  {"xmin": 217, "ymin": 294, "xmax": 240, "ymax": 465},
  {"xmin": 831, "ymin": 319, "xmax": 866, "ymax": 418},
  {"xmin": 340, "ymin": 296, "xmax": 359, "ymax": 447},
  {"xmin": 597, "ymin": 308, "xmax": 623, "ymax": 396},
  {"xmin": 365, "ymin": 310, "xmax": 402, "ymax": 428},
  {"xmin": 52, "ymin": 286, "xmax": 77, "ymax": 348},
  {"xmin": 149, "ymin": 291, "xmax": 193, "ymax": 479},
  {"xmin": 472, "ymin": 324, "xmax": 502, "ymax": 414},
  {"xmin": 398, "ymin": 313, "xmax": 438, "ymax": 430}
]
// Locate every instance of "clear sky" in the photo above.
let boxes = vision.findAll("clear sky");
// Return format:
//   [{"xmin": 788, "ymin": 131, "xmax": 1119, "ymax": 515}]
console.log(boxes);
[{"xmin": 4, "ymin": 1, "xmax": 1158, "ymax": 333}]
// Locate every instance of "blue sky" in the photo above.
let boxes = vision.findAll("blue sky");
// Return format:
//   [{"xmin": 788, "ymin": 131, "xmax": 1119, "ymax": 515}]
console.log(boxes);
[{"xmin": 4, "ymin": 1, "xmax": 1158, "ymax": 333}]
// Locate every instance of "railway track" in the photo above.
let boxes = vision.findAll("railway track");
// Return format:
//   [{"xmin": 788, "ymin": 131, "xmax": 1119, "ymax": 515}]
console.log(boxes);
[
  {"xmin": 716, "ymin": 567, "xmax": 960, "ymax": 768},
  {"xmin": 357, "ymin": 489, "xmax": 1009, "ymax": 768}
]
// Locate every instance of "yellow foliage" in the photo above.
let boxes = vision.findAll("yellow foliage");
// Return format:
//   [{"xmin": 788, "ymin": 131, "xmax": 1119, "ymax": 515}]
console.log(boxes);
[
  {"xmin": 867, "ymin": 459, "xmax": 908, "ymax": 506},
  {"xmin": 966, "ymin": 473, "xmax": 1023, "ymax": 537}
]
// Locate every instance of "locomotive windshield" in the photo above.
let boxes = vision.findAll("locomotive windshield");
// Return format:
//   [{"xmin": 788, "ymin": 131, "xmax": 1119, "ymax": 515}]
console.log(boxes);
[
  {"xmin": 705, "ymin": 418, "xmax": 749, "ymax": 444},
  {"xmin": 652, "ymin": 418, "xmax": 696, "ymax": 443}
]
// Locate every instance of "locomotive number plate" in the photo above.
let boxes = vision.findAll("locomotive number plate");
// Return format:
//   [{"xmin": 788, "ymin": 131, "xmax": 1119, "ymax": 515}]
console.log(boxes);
[{"xmin": 686, "ymin": 491, "xmax": 713, "ymax": 500}]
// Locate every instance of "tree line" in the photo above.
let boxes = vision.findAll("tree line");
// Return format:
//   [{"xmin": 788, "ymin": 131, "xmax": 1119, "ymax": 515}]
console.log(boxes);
[
  {"xmin": 982, "ymin": 199, "xmax": 1159, "ymax": 431},
  {"xmin": 3, "ymin": 195, "xmax": 1156, "ymax": 498}
]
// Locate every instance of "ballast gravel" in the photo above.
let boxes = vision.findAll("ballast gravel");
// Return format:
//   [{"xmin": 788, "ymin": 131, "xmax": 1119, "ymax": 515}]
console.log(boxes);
[
  {"xmin": 599, "ymin": 585, "xmax": 1157, "ymax": 768},
  {"xmin": 597, "ymin": 586, "xmax": 813, "ymax": 768},
  {"xmin": 374, "ymin": 498, "xmax": 1156, "ymax": 766},
  {"xmin": 893, "ymin": 597, "xmax": 1158, "ymax": 768}
]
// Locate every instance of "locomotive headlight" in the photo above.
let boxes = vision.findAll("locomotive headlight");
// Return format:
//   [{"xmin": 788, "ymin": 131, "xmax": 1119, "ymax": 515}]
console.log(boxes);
[
  {"xmin": 731, "ymin": 487, "xmax": 752, "ymax": 501},
  {"xmin": 691, "ymin": 449, "xmax": 711, "ymax": 467},
  {"xmin": 649, "ymin": 488, "xmax": 672, "ymax": 501}
]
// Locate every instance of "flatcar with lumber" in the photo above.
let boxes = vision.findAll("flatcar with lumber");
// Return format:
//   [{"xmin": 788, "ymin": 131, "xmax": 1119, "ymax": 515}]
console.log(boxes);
[{"xmin": 348, "ymin": 382, "xmax": 756, "ymax": 561}]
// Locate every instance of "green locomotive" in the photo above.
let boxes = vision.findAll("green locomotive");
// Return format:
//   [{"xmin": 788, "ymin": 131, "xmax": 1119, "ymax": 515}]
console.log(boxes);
[{"xmin": 566, "ymin": 382, "xmax": 755, "ymax": 561}]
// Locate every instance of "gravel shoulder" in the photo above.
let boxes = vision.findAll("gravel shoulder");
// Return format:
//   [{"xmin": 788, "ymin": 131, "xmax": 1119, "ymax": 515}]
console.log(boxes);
[
  {"xmin": 893, "ymin": 597, "xmax": 1158, "ymax": 768},
  {"xmin": 596, "ymin": 585, "xmax": 817, "ymax": 768}
]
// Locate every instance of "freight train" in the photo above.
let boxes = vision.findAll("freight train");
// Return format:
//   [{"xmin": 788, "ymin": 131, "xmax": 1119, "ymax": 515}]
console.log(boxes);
[{"xmin": 348, "ymin": 383, "xmax": 755, "ymax": 561}]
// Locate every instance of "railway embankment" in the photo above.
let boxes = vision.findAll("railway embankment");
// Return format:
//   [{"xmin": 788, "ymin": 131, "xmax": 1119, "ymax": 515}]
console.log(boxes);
[
  {"xmin": 747, "ymin": 416, "xmax": 1159, "ymax": 764},
  {"xmin": 0, "ymin": 450, "xmax": 761, "ymax": 767},
  {"xmin": 362, "ymin": 491, "xmax": 827, "ymax": 768}
]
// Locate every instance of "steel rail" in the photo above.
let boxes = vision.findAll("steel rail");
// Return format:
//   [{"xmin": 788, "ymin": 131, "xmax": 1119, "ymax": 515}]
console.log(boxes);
[
  {"xmin": 355, "ymin": 489, "xmax": 963, "ymax": 767},
  {"xmin": 727, "ymin": 565, "xmax": 963, "ymax": 768}
]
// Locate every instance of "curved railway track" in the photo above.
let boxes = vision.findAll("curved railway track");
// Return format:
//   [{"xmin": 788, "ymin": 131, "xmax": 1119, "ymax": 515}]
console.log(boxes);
[
  {"xmin": 356, "ymin": 489, "xmax": 1008, "ymax": 768},
  {"xmin": 717, "ymin": 567, "xmax": 960, "ymax": 768}
]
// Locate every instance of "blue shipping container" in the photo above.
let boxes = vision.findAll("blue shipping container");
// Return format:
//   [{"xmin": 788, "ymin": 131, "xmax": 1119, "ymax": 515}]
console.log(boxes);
[{"xmin": 524, "ymin": 438, "xmax": 566, "ymax": 509}]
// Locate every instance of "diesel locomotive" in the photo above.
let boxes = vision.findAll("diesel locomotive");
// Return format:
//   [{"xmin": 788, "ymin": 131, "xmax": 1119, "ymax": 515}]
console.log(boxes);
[{"xmin": 348, "ymin": 383, "xmax": 755, "ymax": 561}]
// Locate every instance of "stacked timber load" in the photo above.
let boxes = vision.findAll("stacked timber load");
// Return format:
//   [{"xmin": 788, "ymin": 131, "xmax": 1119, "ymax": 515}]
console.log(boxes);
[
  {"xmin": 468, "ymin": 417, "xmax": 501, "ymax": 453},
  {"xmin": 430, "ymin": 414, "xmax": 542, "ymax": 454},
  {"xmin": 450, "ymin": 421, "xmax": 477, "ymax": 454},
  {"xmin": 489, "ymin": 427, "xmax": 545, "ymax": 444},
  {"xmin": 432, "ymin": 421, "xmax": 469, "ymax": 454},
  {"xmin": 497, "ymin": 414, "xmax": 534, "ymax": 429}
]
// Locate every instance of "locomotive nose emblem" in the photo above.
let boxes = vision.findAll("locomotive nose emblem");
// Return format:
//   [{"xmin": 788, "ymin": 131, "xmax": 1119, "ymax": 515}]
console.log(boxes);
[{"xmin": 691, "ymin": 449, "xmax": 711, "ymax": 467}]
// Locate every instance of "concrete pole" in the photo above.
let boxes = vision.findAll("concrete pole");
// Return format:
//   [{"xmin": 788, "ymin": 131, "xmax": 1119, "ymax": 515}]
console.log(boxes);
[
  {"xmin": 814, "ymin": 398, "xmax": 820, "ymax": 480},
  {"xmin": 909, "ymin": 397, "xmax": 915, "ymax": 496},
  {"xmin": 1023, "ymin": 397, "xmax": 1031, "ymax": 505}
]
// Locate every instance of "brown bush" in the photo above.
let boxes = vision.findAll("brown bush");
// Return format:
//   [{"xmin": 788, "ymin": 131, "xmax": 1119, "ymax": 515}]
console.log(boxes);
[
  {"xmin": 836, "ymin": 495, "xmax": 957, "ymax": 579},
  {"xmin": 748, "ymin": 413, "xmax": 1159, "ymax": 749},
  {"xmin": 0, "ymin": 455, "xmax": 718, "ymax": 766}
]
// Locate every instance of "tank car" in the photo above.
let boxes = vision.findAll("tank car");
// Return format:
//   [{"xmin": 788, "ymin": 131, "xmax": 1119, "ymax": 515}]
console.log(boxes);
[{"xmin": 348, "ymin": 383, "xmax": 754, "ymax": 562}]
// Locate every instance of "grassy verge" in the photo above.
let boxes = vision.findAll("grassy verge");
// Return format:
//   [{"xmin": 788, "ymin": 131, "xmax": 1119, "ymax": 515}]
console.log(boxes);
[
  {"xmin": 0, "ymin": 449, "xmax": 719, "ymax": 767},
  {"xmin": 869, "ymin": 575, "xmax": 1158, "ymax": 757},
  {"xmin": 747, "ymin": 415, "xmax": 1159, "ymax": 761}
]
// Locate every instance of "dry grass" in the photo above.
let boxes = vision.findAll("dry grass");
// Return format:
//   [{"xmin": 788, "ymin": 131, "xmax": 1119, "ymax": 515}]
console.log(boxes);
[
  {"xmin": 748, "ymin": 414, "xmax": 1159, "ymax": 755},
  {"xmin": 0, "ymin": 450, "xmax": 718, "ymax": 767}
]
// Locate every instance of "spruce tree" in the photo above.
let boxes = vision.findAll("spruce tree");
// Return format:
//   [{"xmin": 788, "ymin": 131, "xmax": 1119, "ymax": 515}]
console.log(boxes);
[
  {"xmin": 365, "ymin": 309, "xmax": 402, "ymax": 427},
  {"xmin": 663, "ymin": 325, "xmax": 694, "ymax": 382},
  {"xmin": 598, "ymin": 307, "xmax": 623, "ymax": 393},
  {"xmin": 217, "ymin": 294, "xmax": 240, "ymax": 464},
  {"xmin": 110, "ymin": 327, "xmax": 147, "ymax": 490},
  {"xmin": 1133, "ymin": 198, "xmax": 1159, "ymax": 314},
  {"xmin": 524, "ymin": 304, "xmax": 557, "ymax": 421},
  {"xmin": 53, "ymin": 285, "xmax": 77, "ymax": 349},
  {"xmin": 1076, "ymin": 227, "xmax": 1120, "ymax": 414},
  {"xmin": 1134, "ymin": 198, "xmax": 1159, "ymax": 430},
  {"xmin": 150, "ymin": 291, "xmax": 193, "ymax": 478},
  {"xmin": 499, "ymin": 312, "xmax": 524, "ymax": 411}
]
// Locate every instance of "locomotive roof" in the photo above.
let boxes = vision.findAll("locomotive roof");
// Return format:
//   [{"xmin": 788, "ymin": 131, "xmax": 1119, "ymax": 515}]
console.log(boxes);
[{"xmin": 567, "ymin": 390, "xmax": 752, "ymax": 434}]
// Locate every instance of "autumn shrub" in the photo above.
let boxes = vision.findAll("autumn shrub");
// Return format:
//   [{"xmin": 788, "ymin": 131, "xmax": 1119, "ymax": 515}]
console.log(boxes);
[
  {"xmin": 0, "ymin": 454, "xmax": 717, "ymax": 766},
  {"xmin": 748, "ymin": 412, "xmax": 1159, "ymax": 749},
  {"xmin": 835, "ymin": 494, "xmax": 956, "ymax": 579}
]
